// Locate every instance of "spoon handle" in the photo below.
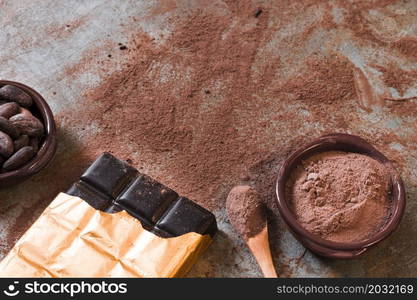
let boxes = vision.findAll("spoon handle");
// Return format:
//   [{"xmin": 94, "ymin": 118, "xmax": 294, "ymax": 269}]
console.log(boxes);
[{"xmin": 247, "ymin": 225, "xmax": 278, "ymax": 278}]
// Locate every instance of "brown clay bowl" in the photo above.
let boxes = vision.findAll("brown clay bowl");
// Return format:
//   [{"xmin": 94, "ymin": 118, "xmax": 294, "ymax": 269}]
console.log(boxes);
[
  {"xmin": 276, "ymin": 133, "xmax": 406, "ymax": 258},
  {"xmin": 0, "ymin": 80, "xmax": 57, "ymax": 187}
]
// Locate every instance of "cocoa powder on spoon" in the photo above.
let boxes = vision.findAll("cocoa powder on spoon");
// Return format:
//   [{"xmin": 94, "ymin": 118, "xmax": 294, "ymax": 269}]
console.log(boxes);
[{"xmin": 226, "ymin": 185, "xmax": 266, "ymax": 240}]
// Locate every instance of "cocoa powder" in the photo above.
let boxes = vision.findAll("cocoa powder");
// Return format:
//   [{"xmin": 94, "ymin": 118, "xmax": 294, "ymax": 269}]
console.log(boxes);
[
  {"xmin": 58, "ymin": 0, "xmax": 416, "ymax": 215},
  {"xmin": 391, "ymin": 37, "xmax": 417, "ymax": 61},
  {"xmin": 286, "ymin": 151, "xmax": 391, "ymax": 242},
  {"xmin": 226, "ymin": 186, "xmax": 266, "ymax": 240},
  {"xmin": 63, "ymin": 4, "xmax": 274, "ymax": 210},
  {"xmin": 375, "ymin": 63, "xmax": 417, "ymax": 97}
]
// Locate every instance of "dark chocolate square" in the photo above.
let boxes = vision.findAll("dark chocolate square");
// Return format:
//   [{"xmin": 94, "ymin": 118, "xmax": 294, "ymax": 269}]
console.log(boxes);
[
  {"xmin": 67, "ymin": 181, "xmax": 112, "ymax": 211},
  {"xmin": 80, "ymin": 153, "xmax": 138, "ymax": 198},
  {"xmin": 115, "ymin": 174, "xmax": 178, "ymax": 223},
  {"xmin": 156, "ymin": 197, "xmax": 216, "ymax": 236}
]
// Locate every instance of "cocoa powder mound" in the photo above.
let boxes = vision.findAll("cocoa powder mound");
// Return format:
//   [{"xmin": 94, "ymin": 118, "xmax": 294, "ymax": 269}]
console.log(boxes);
[
  {"xmin": 226, "ymin": 186, "xmax": 266, "ymax": 240},
  {"xmin": 286, "ymin": 151, "xmax": 391, "ymax": 242}
]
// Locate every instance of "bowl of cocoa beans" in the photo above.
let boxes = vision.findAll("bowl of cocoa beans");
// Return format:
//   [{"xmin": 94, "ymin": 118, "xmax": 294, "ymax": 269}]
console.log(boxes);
[{"xmin": 0, "ymin": 80, "xmax": 57, "ymax": 187}]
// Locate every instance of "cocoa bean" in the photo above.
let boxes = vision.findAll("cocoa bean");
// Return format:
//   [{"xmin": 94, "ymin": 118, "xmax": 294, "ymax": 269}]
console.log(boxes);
[
  {"xmin": 0, "ymin": 131, "xmax": 13, "ymax": 158},
  {"xmin": 3, "ymin": 146, "xmax": 35, "ymax": 171},
  {"xmin": 19, "ymin": 107, "xmax": 34, "ymax": 118},
  {"xmin": 9, "ymin": 114, "xmax": 44, "ymax": 137},
  {"xmin": 13, "ymin": 134, "xmax": 29, "ymax": 151},
  {"xmin": 0, "ymin": 85, "xmax": 33, "ymax": 107},
  {"xmin": 0, "ymin": 116, "xmax": 20, "ymax": 139},
  {"xmin": 0, "ymin": 102, "xmax": 19, "ymax": 118},
  {"xmin": 30, "ymin": 137, "xmax": 39, "ymax": 152}
]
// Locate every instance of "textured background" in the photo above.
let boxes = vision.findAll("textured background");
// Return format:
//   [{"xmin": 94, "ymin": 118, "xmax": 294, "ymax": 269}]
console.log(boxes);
[{"xmin": 0, "ymin": 0, "xmax": 416, "ymax": 277}]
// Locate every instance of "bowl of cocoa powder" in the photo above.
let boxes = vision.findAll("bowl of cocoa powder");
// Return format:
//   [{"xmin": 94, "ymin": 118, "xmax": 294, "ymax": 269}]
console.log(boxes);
[
  {"xmin": 276, "ymin": 133, "xmax": 405, "ymax": 258},
  {"xmin": 0, "ymin": 80, "xmax": 57, "ymax": 187}
]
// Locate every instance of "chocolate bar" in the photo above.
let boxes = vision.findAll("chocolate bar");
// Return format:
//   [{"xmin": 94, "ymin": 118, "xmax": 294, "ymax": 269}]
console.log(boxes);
[
  {"xmin": 67, "ymin": 152, "xmax": 217, "ymax": 238},
  {"xmin": 0, "ymin": 152, "xmax": 218, "ymax": 277}
]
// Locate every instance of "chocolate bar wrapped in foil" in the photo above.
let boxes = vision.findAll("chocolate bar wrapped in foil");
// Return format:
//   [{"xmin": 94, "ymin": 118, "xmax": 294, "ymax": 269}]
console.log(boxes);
[{"xmin": 0, "ymin": 153, "xmax": 217, "ymax": 277}]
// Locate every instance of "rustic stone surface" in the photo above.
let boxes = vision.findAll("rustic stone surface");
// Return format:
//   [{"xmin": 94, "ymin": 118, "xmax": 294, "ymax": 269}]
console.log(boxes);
[{"xmin": 0, "ymin": 0, "xmax": 416, "ymax": 278}]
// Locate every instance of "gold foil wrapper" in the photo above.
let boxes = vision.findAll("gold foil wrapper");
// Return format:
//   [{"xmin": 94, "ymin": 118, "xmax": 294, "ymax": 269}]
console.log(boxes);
[{"xmin": 0, "ymin": 193, "xmax": 212, "ymax": 277}]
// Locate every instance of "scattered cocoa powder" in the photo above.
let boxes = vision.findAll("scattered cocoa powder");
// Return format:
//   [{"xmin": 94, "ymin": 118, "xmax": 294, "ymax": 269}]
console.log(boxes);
[
  {"xmin": 391, "ymin": 37, "xmax": 417, "ymax": 60},
  {"xmin": 286, "ymin": 151, "xmax": 391, "ymax": 242},
  {"xmin": 43, "ymin": 15, "xmax": 89, "ymax": 41},
  {"xmin": 375, "ymin": 63, "xmax": 417, "ymax": 97},
  {"xmin": 226, "ymin": 186, "xmax": 266, "ymax": 240},
  {"xmin": 58, "ymin": 0, "xmax": 417, "ymax": 215},
  {"xmin": 275, "ymin": 53, "xmax": 356, "ymax": 104},
  {"xmin": 63, "ymin": 4, "xmax": 275, "ymax": 210},
  {"xmin": 341, "ymin": 0, "xmax": 399, "ymax": 46}
]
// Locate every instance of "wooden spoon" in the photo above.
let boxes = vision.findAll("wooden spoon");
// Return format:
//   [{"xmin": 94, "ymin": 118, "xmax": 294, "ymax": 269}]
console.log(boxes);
[
  {"xmin": 226, "ymin": 185, "xmax": 278, "ymax": 278},
  {"xmin": 247, "ymin": 224, "xmax": 278, "ymax": 278}
]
